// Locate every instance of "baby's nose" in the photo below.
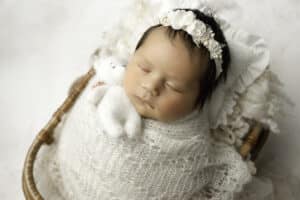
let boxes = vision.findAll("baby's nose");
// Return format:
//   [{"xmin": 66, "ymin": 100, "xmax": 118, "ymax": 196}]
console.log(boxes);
[
  {"xmin": 142, "ymin": 82, "xmax": 160, "ymax": 98},
  {"xmin": 139, "ymin": 87, "xmax": 157, "ymax": 102},
  {"xmin": 141, "ymin": 75, "xmax": 162, "ymax": 97}
]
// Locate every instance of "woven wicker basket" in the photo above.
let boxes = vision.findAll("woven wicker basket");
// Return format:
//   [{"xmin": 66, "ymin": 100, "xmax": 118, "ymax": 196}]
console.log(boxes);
[{"xmin": 22, "ymin": 66, "xmax": 269, "ymax": 200}]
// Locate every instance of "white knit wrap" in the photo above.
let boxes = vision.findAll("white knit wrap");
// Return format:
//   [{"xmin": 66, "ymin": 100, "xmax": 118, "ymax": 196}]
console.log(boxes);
[{"xmin": 42, "ymin": 77, "xmax": 251, "ymax": 200}]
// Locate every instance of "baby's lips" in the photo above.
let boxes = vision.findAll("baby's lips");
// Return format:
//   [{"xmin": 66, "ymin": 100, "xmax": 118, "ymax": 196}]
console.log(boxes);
[{"xmin": 92, "ymin": 81, "xmax": 105, "ymax": 89}]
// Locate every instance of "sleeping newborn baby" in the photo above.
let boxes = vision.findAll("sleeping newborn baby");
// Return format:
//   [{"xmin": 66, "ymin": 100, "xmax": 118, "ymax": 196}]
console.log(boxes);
[{"xmin": 49, "ymin": 9, "xmax": 252, "ymax": 200}]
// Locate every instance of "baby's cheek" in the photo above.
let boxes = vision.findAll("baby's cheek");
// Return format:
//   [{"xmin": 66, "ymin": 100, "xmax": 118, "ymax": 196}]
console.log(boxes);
[
  {"xmin": 123, "ymin": 67, "xmax": 138, "ymax": 92},
  {"xmin": 158, "ymin": 96, "xmax": 190, "ymax": 118}
]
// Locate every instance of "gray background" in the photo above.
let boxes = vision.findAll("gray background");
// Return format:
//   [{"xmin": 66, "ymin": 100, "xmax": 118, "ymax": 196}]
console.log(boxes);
[{"xmin": 0, "ymin": 0, "xmax": 299, "ymax": 199}]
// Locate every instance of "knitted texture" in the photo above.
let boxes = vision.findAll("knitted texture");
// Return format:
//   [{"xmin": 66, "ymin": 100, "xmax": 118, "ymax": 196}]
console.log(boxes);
[{"xmin": 45, "ymin": 81, "xmax": 251, "ymax": 200}]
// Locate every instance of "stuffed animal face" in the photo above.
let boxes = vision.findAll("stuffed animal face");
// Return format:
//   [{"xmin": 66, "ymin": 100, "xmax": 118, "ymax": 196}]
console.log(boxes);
[
  {"xmin": 94, "ymin": 56, "xmax": 125, "ymax": 85},
  {"xmin": 122, "ymin": 26, "xmax": 208, "ymax": 122}
]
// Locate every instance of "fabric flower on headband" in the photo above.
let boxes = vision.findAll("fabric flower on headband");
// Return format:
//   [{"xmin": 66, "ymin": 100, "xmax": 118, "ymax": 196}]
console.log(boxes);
[{"xmin": 159, "ymin": 10, "xmax": 223, "ymax": 79}]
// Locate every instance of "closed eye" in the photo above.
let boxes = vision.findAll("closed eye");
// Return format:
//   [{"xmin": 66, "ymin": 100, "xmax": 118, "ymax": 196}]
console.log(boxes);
[
  {"xmin": 138, "ymin": 65, "xmax": 150, "ymax": 73},
  {"xmin": 166, "ymin": 82, "xmax": 183, "ymax": 93}
]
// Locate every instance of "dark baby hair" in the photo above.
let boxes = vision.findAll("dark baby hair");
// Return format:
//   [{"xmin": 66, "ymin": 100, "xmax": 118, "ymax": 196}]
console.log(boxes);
[{"xmin": 134, "ymin": 8, "xmax": 231, "ymax": 110}]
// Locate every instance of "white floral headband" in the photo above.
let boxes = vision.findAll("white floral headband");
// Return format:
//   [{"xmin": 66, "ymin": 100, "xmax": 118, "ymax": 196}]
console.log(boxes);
[{"xmin": 158, "ymin": 9, "xmax": 223, "ymax": 79}]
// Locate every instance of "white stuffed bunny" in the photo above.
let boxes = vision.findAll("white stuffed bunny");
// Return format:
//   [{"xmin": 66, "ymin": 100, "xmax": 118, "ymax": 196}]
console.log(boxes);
[{"xmin": 87, "ymin": 56, "xmax": 142, "ymax": 139}]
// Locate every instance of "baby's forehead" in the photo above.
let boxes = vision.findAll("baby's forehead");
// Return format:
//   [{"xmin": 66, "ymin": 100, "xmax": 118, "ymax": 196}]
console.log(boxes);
[
  {"xmin": 134, "ymin": 47, "xmax": 207, "ymax": 85},
  {"xmin": 138, "ymin": 26, "xmax": 209, "ymax": 67}
]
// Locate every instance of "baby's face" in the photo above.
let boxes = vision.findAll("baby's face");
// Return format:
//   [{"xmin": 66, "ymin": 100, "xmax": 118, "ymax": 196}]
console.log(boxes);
[{"xmin": 123, "ymin": 26, "xmax": 208, "ymax": 122}]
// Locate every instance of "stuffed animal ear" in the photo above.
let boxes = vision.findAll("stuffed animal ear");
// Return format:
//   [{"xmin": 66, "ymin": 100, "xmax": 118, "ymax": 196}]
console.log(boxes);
[{"xmin": 93, "ymin": 56, "xmax": 126, "ymax": 85}]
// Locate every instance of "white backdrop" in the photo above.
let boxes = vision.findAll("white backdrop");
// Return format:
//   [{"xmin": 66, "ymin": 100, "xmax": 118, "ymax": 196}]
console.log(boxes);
[{"xmin": 0, "ymin": 0, "xmax": 299, "ymax": 199}]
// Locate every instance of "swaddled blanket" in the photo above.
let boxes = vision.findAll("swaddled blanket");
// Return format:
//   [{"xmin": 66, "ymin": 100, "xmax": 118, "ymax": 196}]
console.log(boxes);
[{"xmin": 41, "ymin": 75, "xmax": 251, "ymax": 200}]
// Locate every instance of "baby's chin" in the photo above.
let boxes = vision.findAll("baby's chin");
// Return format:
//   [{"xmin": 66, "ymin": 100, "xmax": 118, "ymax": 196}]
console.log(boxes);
[
  {"xmin": 131, "ymin": 98, "xmax": 182, "ymax": 122},
  {"xmin": 135, "ymin": 106, "xmax": 174, "ymax": 123},
  {"xmin": 126, "ymin": 92, "xmax": 181, "ymax": 122},
  {"xmin": 133, "ymin": 100, "xmax": 156, "ymax": 119}
]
